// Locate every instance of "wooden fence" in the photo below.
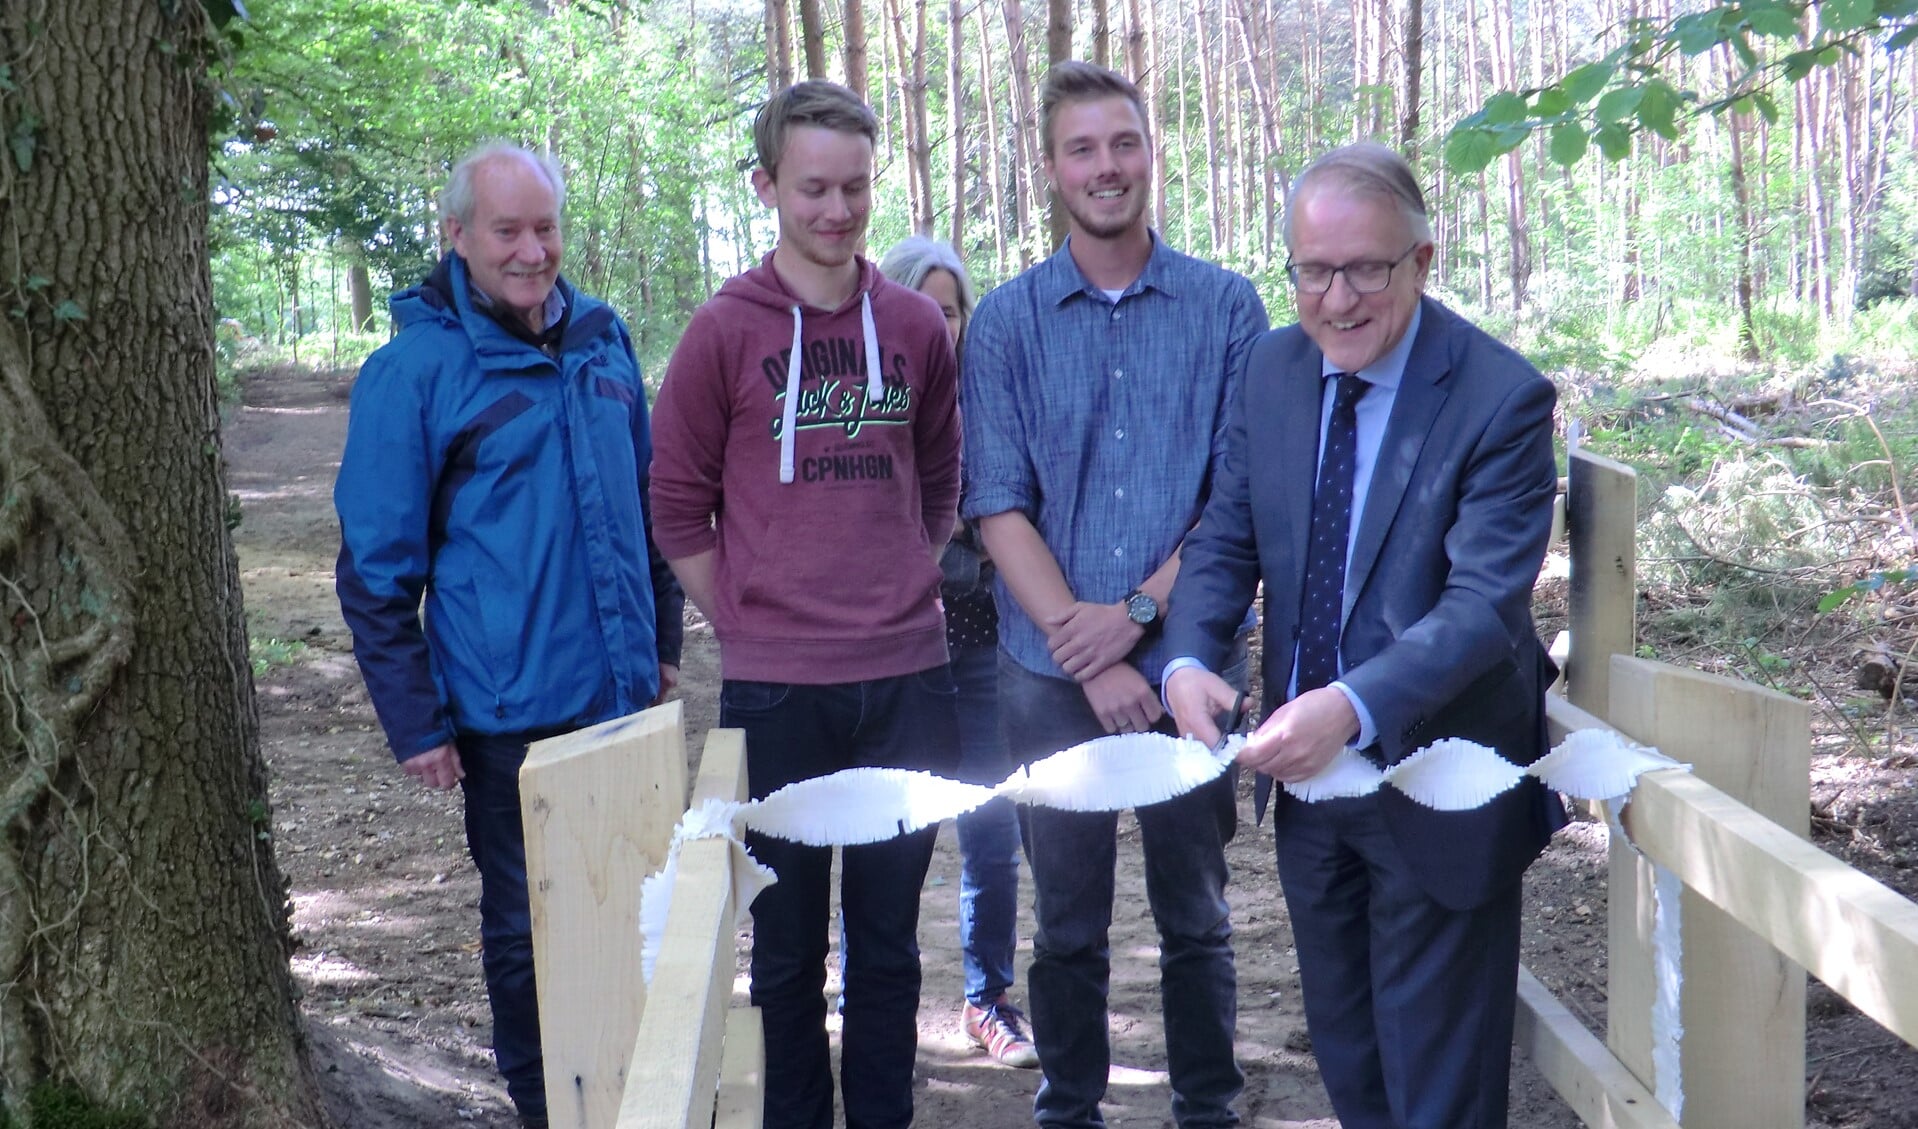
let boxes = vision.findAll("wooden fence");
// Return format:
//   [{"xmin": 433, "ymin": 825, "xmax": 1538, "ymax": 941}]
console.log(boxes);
[{"xmin": 521, "ymin": 447, "xmax": 1918, "ymax": 1129}]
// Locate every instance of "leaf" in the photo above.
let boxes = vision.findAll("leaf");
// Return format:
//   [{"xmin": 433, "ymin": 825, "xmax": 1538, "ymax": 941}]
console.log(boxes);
[
  {"xmin": 1819, "ymin": 0, "xmax": 1876, "ymax": 32},
  {"xmin": 1745, "ymin": 2, "xmax": 1803, "ymax": 39},
  {"xmin": 1637, "ymin": 80, "xmax": 1681, "ymax": 139},
  {"xmin": 1890, "ymin": 23, "xmax": 1918, "ymax": 51},
  {"xmin": 1596, "ymin": 122, "xmax": 1634, "ymax": 160},
  {"xmin": 1483, "ymin": 91, "xmax": 1529, "ymax": 124},
  {"xmin": 23, "ymin": 275, "xmax": 49, "ymax": 292},
  {"xmin": 1731, "ymin": 31, "xmax": 1760, "ymax": 67},
  {"xmin": 1753, "ymin": 90, "xmax": 1781, "ymax": 123},
  {"xmin": 1670, "ymin": 11, "xmax": 1727, "ymax": 55},
  {"xmin": 1549, "ymin": 122, "xmax": 1590, "ymax": 165},
  {"xmin": 1443, "ymin": 126, "xmax": 1503, "ymax": 174},
  {"xmin": 51, "ymin": 299, "xmax": 86, "ymax": 323},
  {"xmin": 1563, "ymin": 61, "xmax": 1615, "ymax": 103},
  {"xmin": 1596, "ymin": 84, "xmax": 1646, "ymax": 123},
  {"xmin": 0, "ymin": 65, "xmax": 13, "ymax": 93},
  {"xmin": 1782, "ymin": 48, "xmax": 1823, "ymax": 80},
  {"xmin": 1533, "ymin": 86, "xmax": 1572, "ymax": 117}
]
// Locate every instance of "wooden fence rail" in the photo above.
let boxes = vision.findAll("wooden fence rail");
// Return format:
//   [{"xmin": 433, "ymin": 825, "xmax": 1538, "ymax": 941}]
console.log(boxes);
[{"xmin": 525, "ymin": 447, "xmax": 1918, "ymax": 1128}]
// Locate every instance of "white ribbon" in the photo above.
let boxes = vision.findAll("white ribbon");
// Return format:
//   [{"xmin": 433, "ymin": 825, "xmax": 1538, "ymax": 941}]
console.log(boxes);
[{"xmin": 637, "ymin": 727, "xmax": 1689, "ymax": 983}]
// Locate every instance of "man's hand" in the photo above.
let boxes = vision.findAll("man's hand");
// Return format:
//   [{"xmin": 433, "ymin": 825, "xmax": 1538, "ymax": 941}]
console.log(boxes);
[
  {"xmin": 1165, "ymin": 666, "xmax": 1241, "ymax": 747},
  {"xmin": 1082, "ymin": 663, "xmax": 1163, "ymax": 735},
  {"xmin": 1045, "ymin": 601, "xmax": 1144, "ymax": 682},
  {"xmin": 401, "ymin": 743, "xmax": 464, "ymax": 790},
  {"xmin": 1235, "ymin": 686, "xmax": 1359, "ymax": 783},
  {"xmin": 654, "ymin": 662, "xmax": 680, "ymax": 706}
]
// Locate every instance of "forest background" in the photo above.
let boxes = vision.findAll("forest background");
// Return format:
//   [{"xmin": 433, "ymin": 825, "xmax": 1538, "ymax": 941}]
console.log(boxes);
[{"xmin": 1, "ymin": 0, "xmax": 1915, "ymax": 1125}]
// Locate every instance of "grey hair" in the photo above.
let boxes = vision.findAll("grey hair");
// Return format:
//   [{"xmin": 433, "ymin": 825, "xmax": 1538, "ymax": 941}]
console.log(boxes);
[
  {"xmin": 441, "ymin": 142, "xmax": 567, "ymax": 227},
  {"xmin": 878, "ymin": 236, "xmax": 976, "ymax": 320},
  {"xmin": 1283, "ymin": 141, "xmax": 1433, "ymax": 250}
]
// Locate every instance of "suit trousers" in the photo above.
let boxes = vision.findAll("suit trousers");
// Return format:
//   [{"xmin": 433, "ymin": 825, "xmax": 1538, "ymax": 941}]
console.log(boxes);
[
  {"xmin": 999, "ymin": 653, "xmax": 1244, "ymax": 1129},
  {"xmin": 1275, "ymin": 792, "xmax": 1524, "ymax": 1129}
]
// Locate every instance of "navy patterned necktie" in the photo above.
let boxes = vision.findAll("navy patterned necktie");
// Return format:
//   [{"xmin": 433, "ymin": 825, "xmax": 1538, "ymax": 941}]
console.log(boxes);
[{"xmin": 1294, "ymin": 373, "xmax": 1369, "ymax": 696}]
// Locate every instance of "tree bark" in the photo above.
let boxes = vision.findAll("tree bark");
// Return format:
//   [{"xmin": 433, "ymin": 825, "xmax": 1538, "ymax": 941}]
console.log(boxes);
[
  {"xmin": 0, "ymin": 5, "xmax": 323, "ymax": 1125},
  {"xmin": 845, "ymin": 0, "xmax": 871, "ymax": 101},
  {"xmin": 768, "ymin": 0, "xmax": 796, "ymax": 92},
  {"xmin": 799, "ymin": 0, "xmax": 829, "ymax": 78},
  {"xmin": 1044, "ymin": 0, "xmax": 1070, "ymax": 250},
  {"xmin": 978, "ymin": 11, "xmax": 1011, "ymax": 275},
  {"xmin": 1399, "ymin": 0, "xmax": 1423, "ymax": 155},
  {"xmin": 948, "ymin": 0, "xmax": 968, "ymax": 251},
  {"xmin": 1002, "ymin": 0, "xmax": 1041, "ymax": 265}
]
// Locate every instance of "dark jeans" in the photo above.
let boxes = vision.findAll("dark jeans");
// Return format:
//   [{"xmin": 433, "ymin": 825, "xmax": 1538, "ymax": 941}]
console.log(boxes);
[
  {"xmin": 726, "ymin": 667, "xmax": 962, "ymax": 1129},
  {"xmin": 999, "ymin": 652, "xmax": 1246, "ymax": 1129},
  {"xmin": 950, "ymin": 642, "xmax": 1021, "ymax": 1006},
  {"xmin": 456, "ymin": 731, "xmax": 548, "ymax": 1123},
  {"xmin": 1277, "ymin": 794, "xmax": 1524, "ymax": 1129}
]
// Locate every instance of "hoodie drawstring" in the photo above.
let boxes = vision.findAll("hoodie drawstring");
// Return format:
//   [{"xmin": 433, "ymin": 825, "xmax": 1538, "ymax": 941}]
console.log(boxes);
[
  {"xmin": 779, "ymin": 289, "xmax": 887, "ymax": 486},
  {"xmin": 779, "ymin": 304, "xmax": 803, "ymax": 484},
  {"xmin": 861, "ymin": 290, "xmax": 885, "ymax": 406}
]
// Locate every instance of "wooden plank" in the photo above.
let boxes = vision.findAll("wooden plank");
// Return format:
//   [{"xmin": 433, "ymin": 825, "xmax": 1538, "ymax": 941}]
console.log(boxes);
[
  {"xmin": 1609, "ymin": 656, "xmax": 1808, "ymax": 1128},
  {"xmin": 615, "ymin": 834, "xmax": 741, "ymax": 1129},
  {"xmin": 1514, "ymin": 965, "xmax": 1680, "ymax": 1129},
  {"xmin": 1566, "ymin": 448, "xmax": 1637, "ymax": 719},
  {"xmin": 1624, "ymin": 769, "xmax": 1918, "ymax": 1050},
  {"xmin": 523, "ymin": 702, "xmax": 689, "ymax": 1129},
  {"xmin": 714, "ymin": 1006, "xmax": 765, "ymax": 1129},
  {"xmin": 692, "ymin": 727, "xmax": 749, "ymax": 805}
]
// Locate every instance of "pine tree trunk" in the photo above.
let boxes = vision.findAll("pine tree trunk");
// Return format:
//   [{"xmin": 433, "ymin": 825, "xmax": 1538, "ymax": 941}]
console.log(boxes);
[
  {"xmin": 799, "ymin": 0, "xmax": 829, "ymax": 78},
  {"xmin": 0, "ymin": 5, "xmax": 324, "ymax": 1124},
  {"xmin": 978, "ymin": 12, "xmax": 1012, "ymax": 275},
  {"xmin": 949, "ymin": 0, "xmax": 969, "ymax": 251},
  {"xmin": 1045, "ymin": 0, "xmax": 1071, "ymax": 250},
  {"xmin": 1002, "ymin": 0, "xmax": 1041, "ymax": 265},
  {"xmin": 846, "ymin": 0, "xmax": 871, "ymax": 101},
  {"xmin": 769, "ymin": 0, "xmax": 796, "ymax": 91}
]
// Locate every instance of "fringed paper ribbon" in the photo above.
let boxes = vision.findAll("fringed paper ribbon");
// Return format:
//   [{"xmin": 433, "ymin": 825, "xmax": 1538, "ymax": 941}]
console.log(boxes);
[{"xmin": 638, "ymin": 726, "xmax": 1689, "ymax": 983}]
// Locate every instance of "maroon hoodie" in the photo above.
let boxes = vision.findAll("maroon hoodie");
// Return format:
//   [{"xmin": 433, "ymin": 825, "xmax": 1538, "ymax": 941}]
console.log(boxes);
[{"xmin": 651, "ymin": 253, "xmax": 962, "ymax": 684}]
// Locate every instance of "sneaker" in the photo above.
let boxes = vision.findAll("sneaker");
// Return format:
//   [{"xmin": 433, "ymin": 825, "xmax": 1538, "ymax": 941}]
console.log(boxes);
[{"xmin": 962, "ymin": 995, "xmax": 1041, "ymax": 1068}]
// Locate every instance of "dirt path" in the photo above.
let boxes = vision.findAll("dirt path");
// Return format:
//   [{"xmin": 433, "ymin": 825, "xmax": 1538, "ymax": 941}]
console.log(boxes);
[{"xmin": 223, "ymin": 360, "xmax": 1910, "ymax": 1129}]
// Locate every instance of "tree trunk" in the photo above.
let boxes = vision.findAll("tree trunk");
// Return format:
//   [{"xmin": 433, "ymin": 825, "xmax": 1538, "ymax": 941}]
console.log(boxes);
[
  {"xmin": 1044, "ymin": 0, "xmax": 1071, "ymax": 250},
  {"xmin": 0, "ymin": 5, "xmax": 323, "ymax": 1125},
  {"xmin": 769, "ymin": 0, "xmax": 796, "ymax": 92},
  {"xmin": 347, "ymin": 249, "xmax": 376, "ymax": 334},
  {"xmin": 1726, "ymin": 107, "xmax": 1762, "ymax": 361},
  {"xmin": 1196, "ymin": 0, "xmax": 1225, "ymax": 256},
  {"xmin": 1002, "ymin": 0, "xmax": 1041, "ymax": 265},
  {"xmin": 1092, "ymin": 0, "xmax": 1111, "ymax": 67},
  {"xmin": 948, "ymin": 0, "xmax": 968, "ymax": 251},
  {"xmin": 845, "ymin": 0, "xmax": 871, "ymax": 101},
  {"xmin": 1399, "ymin": 0, "xmax": 1423, "ymax": 155},
  {"xmin": 799, "ymin": 0, "xmax": 829, "ymax": 78},
  {"xmin": 978, "ymin": 11, "xmax": 1011, "ymax": 275}
]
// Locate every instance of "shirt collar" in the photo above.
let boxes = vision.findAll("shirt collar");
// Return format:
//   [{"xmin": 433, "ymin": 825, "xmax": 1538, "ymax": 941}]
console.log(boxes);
[
  {"xmin": 469, "ymin": 278, "xmax": 569, "ymax": 332},
  {"xmin": 1321, "ymin": 302, "xmax": 1423, "ymax": 392},
  {"xmin": 1040, "ymin": 229, "xmax": 1181, "ymax": 307}
]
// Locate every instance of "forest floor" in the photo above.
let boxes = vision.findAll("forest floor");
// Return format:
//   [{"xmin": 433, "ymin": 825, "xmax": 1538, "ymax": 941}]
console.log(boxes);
[{"xmin": 224, "ymin": 361, "xmax": 1918, "ymax": 1129}]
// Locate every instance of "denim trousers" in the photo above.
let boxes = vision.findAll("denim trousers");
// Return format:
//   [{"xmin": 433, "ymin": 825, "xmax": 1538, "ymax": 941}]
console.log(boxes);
[
  {"xmin": 456, "ymin": 731, "xmax": 549, "ymax": 1123},
  {"xmin": 726, "ymin": 667, "xmax": 962, "ymax": 1129},
  {"xmin": 998, "ymin": 652, "xmax": 1245, "ymax": 1129},
  {"xmin": 950, "ymin": 642, "xmax": 1022, "ymax": 1006}
]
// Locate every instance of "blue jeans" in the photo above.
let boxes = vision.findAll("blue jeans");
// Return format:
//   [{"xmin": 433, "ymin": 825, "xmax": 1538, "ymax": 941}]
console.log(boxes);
[
  {"xmin": 456, "ymin": 731, "xmax": 550, "ymax": 1123},
  {"xmin": 999, "ymin": 651, "xmax": 1245, "ymax": 1129},
  {"xmin": 726, "ymin": 667, "xmax": 962, "ymax": 1129},
  {"xmin": 951, "ymin": 642, "xmax": 1022, "ymax": 1006}
]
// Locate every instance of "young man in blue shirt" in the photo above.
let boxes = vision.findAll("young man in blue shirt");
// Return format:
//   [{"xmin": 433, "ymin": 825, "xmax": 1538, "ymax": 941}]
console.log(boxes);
[{"xmin": 961, "ymin": 60, "xmax": 1268, "ymax": 1129}]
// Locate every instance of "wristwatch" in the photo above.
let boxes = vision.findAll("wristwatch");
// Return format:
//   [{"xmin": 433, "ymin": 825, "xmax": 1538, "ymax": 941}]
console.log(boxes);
[{"xmin": 1123, "ymin": 589, "xmax": 1160, "ymax": 627}]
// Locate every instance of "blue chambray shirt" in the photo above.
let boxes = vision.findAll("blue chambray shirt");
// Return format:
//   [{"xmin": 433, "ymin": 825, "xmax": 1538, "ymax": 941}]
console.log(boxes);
[{"xmin": 962, "ymin": 233, "xmax": 1269, "ymax": 683}]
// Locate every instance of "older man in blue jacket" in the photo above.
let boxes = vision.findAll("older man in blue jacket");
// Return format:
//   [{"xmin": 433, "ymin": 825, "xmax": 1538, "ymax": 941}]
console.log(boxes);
[{"xmin": 335, "ymin": 142, "xmax": 682, "ymax": 1129}]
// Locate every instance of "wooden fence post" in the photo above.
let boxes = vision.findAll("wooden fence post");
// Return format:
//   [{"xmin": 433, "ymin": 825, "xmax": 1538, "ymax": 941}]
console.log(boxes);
[
  {"xmin": 523, "ymin": 702, "xmax": 691, "ymax": 1129},
  {"xmin": 1607, "ymin": 656, "xmax": 1809, "ymax": 1126},
  {"xmin": 1566, "ymin": 447, "xmax": 1636, "ymax": 718}
]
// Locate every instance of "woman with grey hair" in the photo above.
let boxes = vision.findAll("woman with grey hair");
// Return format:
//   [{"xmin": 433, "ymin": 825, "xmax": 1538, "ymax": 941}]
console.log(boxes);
[{"xmin": 878, "ymin": 236, "xmax": 1038, "ymax": 1069}]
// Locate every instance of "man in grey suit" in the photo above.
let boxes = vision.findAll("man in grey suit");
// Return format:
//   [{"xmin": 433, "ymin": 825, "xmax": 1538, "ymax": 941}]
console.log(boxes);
[{"xmin": 1162, "ymin": 142, "xmax": 1565, "ymax": 1129}]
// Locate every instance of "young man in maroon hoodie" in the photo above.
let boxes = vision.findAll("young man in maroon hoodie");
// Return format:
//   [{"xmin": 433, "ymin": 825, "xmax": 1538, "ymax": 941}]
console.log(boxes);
[{"xmin": 649, "ymin": 81, "xmax": 963, "ymax": 1129}]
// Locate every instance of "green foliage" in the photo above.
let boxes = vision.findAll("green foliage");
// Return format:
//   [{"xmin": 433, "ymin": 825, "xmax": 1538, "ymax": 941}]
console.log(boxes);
[
  {"xmin": 1819, "ymin": 567, "xmax": 1916, "ymax": 612},
  {"xmin": 1444, "ymin": 1, "xmax": 1918, "ymax": 172},
  {"xmin": 249, "ymin": 635, "xmax": 307, "ymax": 677}
]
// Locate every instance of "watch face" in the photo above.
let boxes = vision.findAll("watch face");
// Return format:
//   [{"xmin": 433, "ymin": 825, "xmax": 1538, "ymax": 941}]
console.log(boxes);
[{"xmin": 1126, "ymin": 592, "xmax": 1158, "ymax": 625}]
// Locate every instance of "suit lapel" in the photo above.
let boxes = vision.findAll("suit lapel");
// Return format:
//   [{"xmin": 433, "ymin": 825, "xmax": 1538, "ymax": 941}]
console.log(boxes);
[
  {"xmin": 1272, "ymin": 350, "xmax": 1322, "ymax": 595},
  {"xmin": 1346, "ymin": 300, "xmax": 1452, "ymax": 607}
]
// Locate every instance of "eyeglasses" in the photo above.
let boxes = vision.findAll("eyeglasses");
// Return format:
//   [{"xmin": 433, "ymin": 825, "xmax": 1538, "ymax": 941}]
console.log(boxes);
[{"xmin": 1284, "ymin": 242, "xmax": 1423, "ymax": 295}]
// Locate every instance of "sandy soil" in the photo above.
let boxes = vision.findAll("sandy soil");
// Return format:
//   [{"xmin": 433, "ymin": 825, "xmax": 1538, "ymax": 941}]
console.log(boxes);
[{"xmin": 223, "ymin": 362, "xmax": 1916, "ymax": 1128}]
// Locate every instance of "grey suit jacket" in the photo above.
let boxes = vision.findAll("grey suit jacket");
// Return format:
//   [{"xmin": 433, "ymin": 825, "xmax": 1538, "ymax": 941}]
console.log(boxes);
[{"xmin": 1165, "ymin": 296, "xmax": 1565, "ymax": 910}]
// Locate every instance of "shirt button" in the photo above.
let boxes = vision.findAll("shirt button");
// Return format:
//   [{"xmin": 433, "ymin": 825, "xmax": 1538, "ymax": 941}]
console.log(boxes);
[
  {"xmin": 1113, "ymin": 368, "xmax": 1124, "ymax": 379},
  {"xmin": 1115, "ymin": 428, "xmax": 1126, "ymax": 439},
  {"xmin": 1113, "ymin": 547, "xmax": 1124, "ymax": 557},
  {"xmin": 1115, "ymin": 487, "xmax": 1125, "ymax": 498}
]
